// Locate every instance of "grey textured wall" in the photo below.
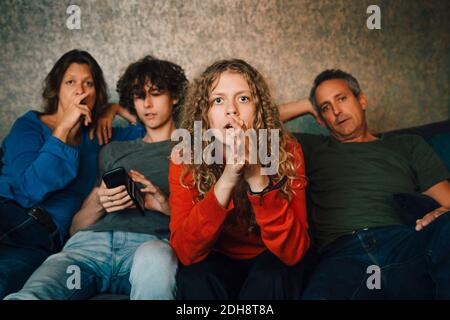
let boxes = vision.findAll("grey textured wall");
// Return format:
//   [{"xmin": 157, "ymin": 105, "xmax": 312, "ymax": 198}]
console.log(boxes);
[{"xmin": 1, "ymin": 0, "xmax": 449, "ymax": 141}]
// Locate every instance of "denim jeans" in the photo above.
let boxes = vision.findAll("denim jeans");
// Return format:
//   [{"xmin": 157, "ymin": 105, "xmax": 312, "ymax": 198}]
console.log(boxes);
[
  {"xmin": 302, "ymin": 211, "xmax": 450, "ymax": 299},
  {"xmin": 4, "ymin": 230, "xmax": 178, "ymax": 300},
  {"xmin": 0, "ymin": 198, "xmax": 61, "ymax": 299}
]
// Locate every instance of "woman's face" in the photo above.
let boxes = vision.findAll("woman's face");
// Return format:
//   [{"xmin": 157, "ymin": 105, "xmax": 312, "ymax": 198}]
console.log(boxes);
[
  {"xmin": 58, "ymin": 63, "xmax": 96, "ymax": 112},
  {"xmin": 207, "ymin": 71, "xmax": 256, "ymax": 141}
]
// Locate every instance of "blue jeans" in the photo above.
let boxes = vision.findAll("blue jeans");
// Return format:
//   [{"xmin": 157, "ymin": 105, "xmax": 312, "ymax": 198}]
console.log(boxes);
[
  {"xmin": 4, "ymin": 230, "xmax": 178, "ymax": 300},
  {"xmin": 303, "ymin": 211, "xmax": 450, "ymax": 299},
  {"xmin": 0, "ymin": 198, "xmax": 61, "ymax": 299}
]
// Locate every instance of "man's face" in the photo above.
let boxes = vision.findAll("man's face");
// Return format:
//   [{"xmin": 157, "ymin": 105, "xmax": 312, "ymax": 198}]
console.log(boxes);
[
  {"xmin": 315, "ymin": 79, "xmax": 368, "ymax": 142},
  {"xmin": 133, "ymin": 82, "xmax": 176, "ymax": 130}
]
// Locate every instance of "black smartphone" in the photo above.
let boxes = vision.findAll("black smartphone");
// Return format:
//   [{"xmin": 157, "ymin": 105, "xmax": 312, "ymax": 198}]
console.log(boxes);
[{"xmin": 102, "ymin": 167, "xmax": 145, "ymax": 214}]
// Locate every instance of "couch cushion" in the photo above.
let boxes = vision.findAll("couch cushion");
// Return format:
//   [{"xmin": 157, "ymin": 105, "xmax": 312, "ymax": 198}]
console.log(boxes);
[
  {"xmin": 90, "ymin": 294, "xmax": 129, "ymax": 300},
  {"xmin": 382, "ymin": 120, "xmax": 450, "ymax": 140}
]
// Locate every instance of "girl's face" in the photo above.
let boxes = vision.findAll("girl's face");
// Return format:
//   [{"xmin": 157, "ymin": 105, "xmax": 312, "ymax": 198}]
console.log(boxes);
[
  {"xmin": 207, "ymin": 71, "xmax": 256, "ymax": 140},
  {"xmin": 58, "ymin": 63, "xmax": 96, "ymax": 112}
]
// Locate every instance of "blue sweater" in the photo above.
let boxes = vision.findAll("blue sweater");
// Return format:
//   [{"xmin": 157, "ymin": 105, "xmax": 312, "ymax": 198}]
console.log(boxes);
[{"xmin": 0, "ymin": 111, "xmax": 145, "ymax": 240}]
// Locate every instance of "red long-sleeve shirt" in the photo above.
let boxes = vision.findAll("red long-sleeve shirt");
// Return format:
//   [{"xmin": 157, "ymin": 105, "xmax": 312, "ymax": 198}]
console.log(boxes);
[{"xmin": 169, "ymin": 138, "xmax": 310, "ymax": 266}]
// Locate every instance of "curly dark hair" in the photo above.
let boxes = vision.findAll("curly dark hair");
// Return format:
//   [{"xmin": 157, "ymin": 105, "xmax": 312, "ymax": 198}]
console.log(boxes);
[
  {"xmin": 116, "ymin": 55, "xmax": 188, "ymax": 122},
  {"xmin": 42, "ymin": 49, "xmax": 108, "ymax": 127}
]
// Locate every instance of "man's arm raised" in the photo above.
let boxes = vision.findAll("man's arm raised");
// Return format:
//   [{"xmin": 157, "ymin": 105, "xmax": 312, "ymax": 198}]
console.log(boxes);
[{"xmin": 278, "ymin": 98, "xmax": 318, "ymax": 122}]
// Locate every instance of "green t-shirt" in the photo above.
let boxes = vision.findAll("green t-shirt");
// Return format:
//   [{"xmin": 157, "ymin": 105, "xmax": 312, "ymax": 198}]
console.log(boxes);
[
  {"xmin": 83, "ymin": 138, "xmax": 172, "ymax": 239},
  {"xmin": 293, "ymin": 133, "xmax": 450, "ymax": 250}
]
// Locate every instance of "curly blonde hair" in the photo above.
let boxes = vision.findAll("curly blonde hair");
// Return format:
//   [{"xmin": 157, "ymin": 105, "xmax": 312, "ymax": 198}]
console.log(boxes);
[{"xmin": 177, "ymin": 59, "xmax": 304, "ymax": 233}]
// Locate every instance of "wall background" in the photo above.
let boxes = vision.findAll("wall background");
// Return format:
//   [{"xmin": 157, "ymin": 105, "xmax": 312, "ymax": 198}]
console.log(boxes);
[{"xmin": 0, "ymin": 0, "xmax": 449, "ymax": 141}]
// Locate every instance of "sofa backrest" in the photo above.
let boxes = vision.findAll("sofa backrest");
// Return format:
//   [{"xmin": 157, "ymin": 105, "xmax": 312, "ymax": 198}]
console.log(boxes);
[
  {"xmin": 0, "ymin": 147, "xmax": 3, "ymax": 175},
  {"xmin": 382, "ymin": 120, "xmax": 450, "ymax": 171}
]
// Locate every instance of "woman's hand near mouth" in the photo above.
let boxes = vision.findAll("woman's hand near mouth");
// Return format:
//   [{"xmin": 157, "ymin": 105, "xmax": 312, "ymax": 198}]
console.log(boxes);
[{"xmin": 53, "ymin": 92, "xmax": 92, "ymax": 143}]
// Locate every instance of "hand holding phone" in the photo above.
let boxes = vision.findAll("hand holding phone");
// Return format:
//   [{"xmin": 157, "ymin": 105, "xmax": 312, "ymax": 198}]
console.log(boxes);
[
  {"xmin": 129, "ymin": 169, "xmax": 170, "ymax": 216},
  {"xmin": 97, "ymin": 182, "xmax": 132, "ymax": 213},
  {"xmin": 102, "ymin": 167, "xmax": 145, "ymax": 214}
]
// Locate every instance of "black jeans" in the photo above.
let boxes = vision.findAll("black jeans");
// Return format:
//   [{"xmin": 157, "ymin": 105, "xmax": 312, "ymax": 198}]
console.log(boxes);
[
  {"xmin": 176, "ymin": 250, "xmax": 310, "ymax": 300},
  {"xmin": 0, "ymin": 197, "xmax": 61, "ymax": 299}
]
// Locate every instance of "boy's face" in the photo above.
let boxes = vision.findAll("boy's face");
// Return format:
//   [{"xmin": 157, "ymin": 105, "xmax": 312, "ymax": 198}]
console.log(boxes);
[{"xmin": 133, "ymin": 82, "xmax": 177, "ymax": 130}]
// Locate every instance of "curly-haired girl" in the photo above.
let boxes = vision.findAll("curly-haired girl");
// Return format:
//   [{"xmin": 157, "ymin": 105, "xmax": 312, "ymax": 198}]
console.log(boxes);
[{"xmin": 169, "ymin": 59, "xmax": 310, "ymax": 299}]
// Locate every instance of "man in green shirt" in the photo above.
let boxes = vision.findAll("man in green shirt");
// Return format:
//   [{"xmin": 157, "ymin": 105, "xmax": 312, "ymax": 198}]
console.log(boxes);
[{"xmin": 297, "ymin": 69, "xmax": 450, "ymax": 299}]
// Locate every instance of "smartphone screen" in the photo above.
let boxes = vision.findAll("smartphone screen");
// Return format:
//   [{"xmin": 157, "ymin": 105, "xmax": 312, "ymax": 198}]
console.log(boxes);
[{"xmin": 102, "ymin": 167, "xmax": 127, "ymax": 188}]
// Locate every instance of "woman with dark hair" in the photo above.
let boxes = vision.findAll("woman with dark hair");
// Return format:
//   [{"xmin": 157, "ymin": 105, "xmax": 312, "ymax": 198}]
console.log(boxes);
[{"xmin": 0, "ymin": 49, "xmax": 141, "ymax": 298}]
